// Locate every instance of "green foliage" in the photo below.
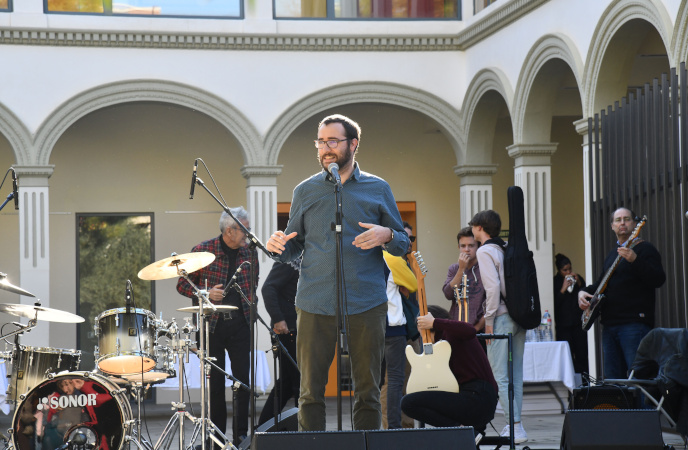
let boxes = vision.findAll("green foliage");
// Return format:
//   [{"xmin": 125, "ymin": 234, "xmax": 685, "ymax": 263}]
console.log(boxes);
[{"xmin": 78, "ymin": 215, "xmax": 153, "ymax": 368}]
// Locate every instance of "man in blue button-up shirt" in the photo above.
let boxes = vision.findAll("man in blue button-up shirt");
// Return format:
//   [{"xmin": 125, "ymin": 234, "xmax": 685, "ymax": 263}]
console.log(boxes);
[{"xmin": 267, "ymin": 114, "xmax": 410, "ymax": 431}]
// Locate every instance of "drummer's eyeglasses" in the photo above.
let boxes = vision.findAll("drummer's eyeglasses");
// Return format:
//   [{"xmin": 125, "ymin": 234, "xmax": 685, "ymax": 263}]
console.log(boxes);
[
  {"xmin": 409, "ymin": 235, "xmax": 416, "ymax": 242},
  {"xmin": 230, "ymin": 226, "xmax": 251, "ymax": 235}
]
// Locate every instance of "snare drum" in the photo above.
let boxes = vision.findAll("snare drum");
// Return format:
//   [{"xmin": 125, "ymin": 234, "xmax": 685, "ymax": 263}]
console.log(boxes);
[
  {"xmin": 6, "ymin": 346, "xmax": 81, "ymax": 404},
  {"xmin": 95, "ymin": 308, "xmax": 157, "ymax": 375},
  {"xmin": 11, "ymin": 371, "xmax": 132, "ymax": 450}
]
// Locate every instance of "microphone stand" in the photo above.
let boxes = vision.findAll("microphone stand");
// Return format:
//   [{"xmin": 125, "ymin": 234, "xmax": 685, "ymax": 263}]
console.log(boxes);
[
  {"xmin": 192, "ymin": 174, "xmax": 277, "ymax": 438},
  {"xmin": 0, "ymin": 191, "xmax": 15, "ymax": 212},
  {"xmin": 331, "ymin": 174, "xmax": 346, "ymax": 430}
]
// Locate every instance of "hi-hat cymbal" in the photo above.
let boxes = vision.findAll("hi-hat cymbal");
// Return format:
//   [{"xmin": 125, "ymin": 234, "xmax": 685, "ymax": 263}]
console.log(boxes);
[
  {"xmin": 138, "ymin": 252, "xmax": 215, "ymax": 281},
  {"xmin": 0, "ymin": 303, "xmax": 85, "ymax": 323},
  {"xmin": 0, "ymin": 273, "xmax": 35, "ymax": 297},
  {"xmin": 177, "ymin": 305, "xmax": 238, "ymax": 314}
]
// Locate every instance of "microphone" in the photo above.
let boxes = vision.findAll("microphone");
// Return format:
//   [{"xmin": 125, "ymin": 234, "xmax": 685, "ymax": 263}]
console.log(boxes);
[
  {"xmin": 189, "ymin": 159, "xmax": 198, "ymax": 199},
  {"xmin": 328, "ymin": 162, "xmax": 341, "ymax": 185},
  {"xmin": 222, "ymin": 262, "xmax": 250, "ymax": 297},
  {"xmin": 125, "ymin": 281, "xmax": 132, "ymax": 315},
  {"xmin": 11, "ymin": 168, "xmax": 18, "ymax": 210}
]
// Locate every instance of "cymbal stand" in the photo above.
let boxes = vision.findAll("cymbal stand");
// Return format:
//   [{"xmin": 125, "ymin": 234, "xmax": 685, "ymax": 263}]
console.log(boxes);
[{"xmin": 177, "ymin": 268, "xmax": 232, "ymax": 450}]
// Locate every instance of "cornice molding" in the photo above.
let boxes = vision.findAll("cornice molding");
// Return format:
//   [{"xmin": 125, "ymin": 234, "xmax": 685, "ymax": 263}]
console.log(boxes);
[
  {"xmin": 456, "ymin": 0, "xmax": 550, "ymax": 49},
  {"xmin": 0, "ymin": 28, "xmax": 463, "ymax": 51},
  {"xmin": 0, "ymin": 0, "xmax": 550, "ymax": 52}
]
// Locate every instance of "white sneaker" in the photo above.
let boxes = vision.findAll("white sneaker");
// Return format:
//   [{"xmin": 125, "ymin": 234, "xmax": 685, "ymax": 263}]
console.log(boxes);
[{"xmin": 500, "ymin": 423, "xmax": 528, "ymax": 444}]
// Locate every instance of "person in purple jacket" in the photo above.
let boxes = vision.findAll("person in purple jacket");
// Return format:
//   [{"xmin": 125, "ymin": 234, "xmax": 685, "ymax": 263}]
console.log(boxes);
[{"xmin": 401, "ymin": 305, "xmax": 497, "ymax": 436}]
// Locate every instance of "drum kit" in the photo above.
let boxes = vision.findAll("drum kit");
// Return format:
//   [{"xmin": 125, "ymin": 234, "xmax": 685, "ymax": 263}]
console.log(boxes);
[{"xmin": 0, "ymin": 252, "xmax": 242, "ymax": 450}]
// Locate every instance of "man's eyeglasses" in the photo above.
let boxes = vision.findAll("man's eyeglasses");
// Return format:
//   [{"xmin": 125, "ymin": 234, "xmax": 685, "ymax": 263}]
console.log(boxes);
[
  {"xmin": 409, "ymin": 235, "xmax": 416, "ymax": 243},
  {"xmin": 230, "ymin": 226, "xmax": 251, "ymax": 234},
  {"xmin": 314, "ymin": 138, "xmax": 349, "ymax": 149}
]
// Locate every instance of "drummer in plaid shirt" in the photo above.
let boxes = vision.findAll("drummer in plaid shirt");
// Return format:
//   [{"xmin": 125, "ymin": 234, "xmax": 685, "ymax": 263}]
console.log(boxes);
[{"xmin": 176, "ymin": 206, "xmax": 258, "ymax": 446}]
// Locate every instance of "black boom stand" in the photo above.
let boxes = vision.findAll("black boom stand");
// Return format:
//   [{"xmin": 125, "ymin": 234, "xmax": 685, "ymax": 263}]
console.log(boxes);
[{"xmin": 190, "ymin": 160, "xmax": 279, "ymax": 440}]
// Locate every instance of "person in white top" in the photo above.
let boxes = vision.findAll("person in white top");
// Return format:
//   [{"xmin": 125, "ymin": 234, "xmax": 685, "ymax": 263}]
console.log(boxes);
[{"xmin": 469, "ymin": 210, "xmax": 527, "ymax": 444}]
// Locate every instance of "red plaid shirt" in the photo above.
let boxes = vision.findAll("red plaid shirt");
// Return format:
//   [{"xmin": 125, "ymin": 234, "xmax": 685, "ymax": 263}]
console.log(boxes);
[{"xmin": 176, "ymin": 235, "xmax": 259, "ymax": 332}]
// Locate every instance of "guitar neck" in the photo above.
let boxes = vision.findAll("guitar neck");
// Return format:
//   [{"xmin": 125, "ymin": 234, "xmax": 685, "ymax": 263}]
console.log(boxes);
[{"xmin": 409, "ymin": 252, "xmax": 431, "ymax": 344}]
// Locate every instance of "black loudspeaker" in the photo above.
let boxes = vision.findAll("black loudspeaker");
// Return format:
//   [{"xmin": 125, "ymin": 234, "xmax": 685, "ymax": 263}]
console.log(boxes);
[
  {"xmin": 366, "ymin": 427, "xmax": 476, "ymax": 449},
  {"xmin": 252, "ymin": 426, "xmax": 476, "ymax": 450},
  {"xmin": 571, "ymin": 385, "xmax": 641, "ymax": 410},
  {"xmin": 560, "ymin": 410, "xmax": 664, "ymax": 449},
  {"xmin": 237, "ymin": 407, "xmax": 298, "ymax": 450},
  {"xmin": 252, "ymin": 430, "xmax": 366, "ymax": 450}
]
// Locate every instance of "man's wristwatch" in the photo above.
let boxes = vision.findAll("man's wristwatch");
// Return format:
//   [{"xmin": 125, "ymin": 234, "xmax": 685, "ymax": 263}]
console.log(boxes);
[{"xmin": 382, "ymin": 227, "xmax": 394, "ymax": 250}]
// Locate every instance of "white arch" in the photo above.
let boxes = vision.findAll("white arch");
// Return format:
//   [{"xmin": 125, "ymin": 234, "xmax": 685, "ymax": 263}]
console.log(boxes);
[
  {"xmin": 460, "ymin": 68, "xmax": 514, "ymax": 165},
  {"xmin": 0, "ymin": 102, "xmax": 33, "ymax": 165},
  {"xmin": 583, "ymin": 0, "xmax": 674, "ymax": 116},
  {"xmin": 512, "ymin": 33, "xmax": 585, "ymax": 144},
  {"xmin": 33, "ymin": 80, "xmax": 262, "ymax": 166},
  {"xmin": 671, "ymin": 0, "xmax": 688, "ymax": 64},
  {"xmin": 263, "ymin": 81, "xmax": 464, "ymax": 166}
]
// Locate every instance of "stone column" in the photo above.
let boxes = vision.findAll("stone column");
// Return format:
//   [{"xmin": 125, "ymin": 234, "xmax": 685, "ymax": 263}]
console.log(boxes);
[
  {"xmin": 241, "ymin": 165, "xmax": 283, "ymax": 265},
  {"xmin": 15, "ymin": 165, "xmax": 54, "ymax": 346},
  {"xmin": 574, "ymin": 117, "xmax": 599, "ymax": 379},
  {"xmin": 454, "ymin": 164, "xmax": 498, "ymax": 227},
  {"xmin": 506, "ymin": 143, "xmax": 557, "ymax": 315}
]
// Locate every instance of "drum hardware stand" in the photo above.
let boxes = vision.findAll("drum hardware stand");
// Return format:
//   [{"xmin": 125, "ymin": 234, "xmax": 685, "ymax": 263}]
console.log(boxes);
[{"xmin": 177, "ymin": 266, "xmax": 225, "ymax": 450}]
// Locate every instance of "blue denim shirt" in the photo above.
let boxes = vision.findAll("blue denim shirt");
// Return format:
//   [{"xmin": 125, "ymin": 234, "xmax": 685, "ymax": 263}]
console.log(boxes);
[{"xmin": 278, "ymin": 163, "xmax": 409, "ymax": 316}]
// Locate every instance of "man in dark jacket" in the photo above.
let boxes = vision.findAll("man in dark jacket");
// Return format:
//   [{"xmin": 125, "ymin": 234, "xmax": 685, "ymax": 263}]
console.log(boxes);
[
  {"xmin": 258, "ymin": 260, "xmax": 300, "ymax": 425},
  {"xmin": 578, "ymin": 207, "xmax": 666, "ymax": 379}
]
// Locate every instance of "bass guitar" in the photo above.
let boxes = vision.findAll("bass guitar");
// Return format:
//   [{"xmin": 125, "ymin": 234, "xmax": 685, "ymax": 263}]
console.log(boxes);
[
  {"xmin": 581, "ymin": 216, "xmax": 647, "ymax": 331},
  {"xmin": 405, "ymin": 251, "xmax": 459, "ymax": 394}
]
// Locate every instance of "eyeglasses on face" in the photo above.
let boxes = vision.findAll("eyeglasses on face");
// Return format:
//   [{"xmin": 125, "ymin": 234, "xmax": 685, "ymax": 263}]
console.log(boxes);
[
  {"xmin": 314, "ymin": 138, "xmax": 350, "ymax": 149},
  {"xmin": 409, "ymin": 235, "xmax": 416, "ymax": 243}
]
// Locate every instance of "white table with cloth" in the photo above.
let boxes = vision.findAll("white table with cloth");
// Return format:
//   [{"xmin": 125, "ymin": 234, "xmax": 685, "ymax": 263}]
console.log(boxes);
[{"xmin": 523, "ymin": 341, "xmax": 577, "ymax": 412}]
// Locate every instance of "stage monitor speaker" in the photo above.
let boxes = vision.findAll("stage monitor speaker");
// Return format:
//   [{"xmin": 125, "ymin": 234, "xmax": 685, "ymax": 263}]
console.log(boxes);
[
  {"xmin": 571, "ymin": 385, "xmax": 641, "ymax": 410},
  {"xmin": 560, "ymin": 409, "xmax": 664, "ymax": 449},
  {"xmin": 252, "ymin": 430, "xmax": 366, "ymax": 450},
  {"xmin": 237, "ymin": 407, "xmax": 298, "ymax": 450},
  {"xmin": 366, "ymin": 427, "xmax": 476, "ymax": 449}
]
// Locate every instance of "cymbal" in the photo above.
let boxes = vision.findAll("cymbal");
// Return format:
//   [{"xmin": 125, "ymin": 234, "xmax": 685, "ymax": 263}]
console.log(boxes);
[
  {"xmin": 0, "ymin": 273, "xmax": 35, "ymax": 297},
  {"xmin": 177, "ymin": 305, "xmax": 238, "ymax": 314},
  {"xmin": 138, "ymin": 252, "xmax": 215, "ymax": 281},
  {"xmin": 0, "ymin": 303, "xmax": 85, "ymax": 323}
]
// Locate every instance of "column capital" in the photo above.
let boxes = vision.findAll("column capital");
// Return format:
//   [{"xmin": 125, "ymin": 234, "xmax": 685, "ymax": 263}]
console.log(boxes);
[
  {"xmin": 13, "ymin": 165, "xmax": 55, "ymax": 187},
  {"xmin": 240, "ymin": 165, "xmax": 283, "ymax": 187},
  {"xmin": 454, "ymin": 164, "xmax": 498, "ymax": 186},
  {"xmin": 507, "ymin": 143, "xmax": 558, "ymax": 167},
  {"xmin": 573, "ymin": 118, "xmax": 590, "ymax": 136}
]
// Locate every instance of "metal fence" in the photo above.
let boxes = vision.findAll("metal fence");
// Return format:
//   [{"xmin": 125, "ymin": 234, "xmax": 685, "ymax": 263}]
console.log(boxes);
[{"xmin": 587, "ymin": 62, "xmax": 688, "ymax": 368}]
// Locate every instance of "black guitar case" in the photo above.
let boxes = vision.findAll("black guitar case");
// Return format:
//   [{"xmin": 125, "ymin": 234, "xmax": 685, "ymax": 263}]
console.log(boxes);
[{"xmin": 503, "ymin": 186, "xmax": 542, "ymax": 330}]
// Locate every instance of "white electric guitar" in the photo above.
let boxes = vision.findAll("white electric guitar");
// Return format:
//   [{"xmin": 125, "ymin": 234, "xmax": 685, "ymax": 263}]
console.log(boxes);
[{"xmin": 405, "ymin": 251, "xmax": 460, "ymax": 394}]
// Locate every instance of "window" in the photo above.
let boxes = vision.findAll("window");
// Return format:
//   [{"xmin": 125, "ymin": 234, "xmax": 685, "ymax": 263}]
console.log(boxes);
[
  {"xmin": 0, "ymin": 0, "xmax": 11, "ymax": 11},
  {"xmin": 46, "ymin": 0, "xmax": 242, "ymax": 18},
  {"xmin": 275, "ymin": 0, "xmax": 459, "ymax": 19},
  {"xmin": 76, "ymin": 214, "xmax": 154, "ymax": 370},
  {"xmin": 474, "ymin": 0, "xmax": 496, "ymax": 14}
]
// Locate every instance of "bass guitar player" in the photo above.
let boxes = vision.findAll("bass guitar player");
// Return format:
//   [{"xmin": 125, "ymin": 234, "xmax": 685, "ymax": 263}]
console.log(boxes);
[{"xmin": 578, "ymin": 207, "xmax": 665, "ymax": 379}]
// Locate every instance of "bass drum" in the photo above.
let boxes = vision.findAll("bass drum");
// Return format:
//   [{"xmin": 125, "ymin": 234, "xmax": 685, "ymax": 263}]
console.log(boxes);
[{"xmin": 11, "ymin": 371, "xmax": 132, "ymax": 450}]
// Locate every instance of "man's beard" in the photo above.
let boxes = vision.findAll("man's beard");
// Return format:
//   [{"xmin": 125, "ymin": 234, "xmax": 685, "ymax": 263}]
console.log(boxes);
[{"xmin": 319, "ymin": 147, "xmax": 354, "ymax": 171}]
